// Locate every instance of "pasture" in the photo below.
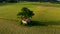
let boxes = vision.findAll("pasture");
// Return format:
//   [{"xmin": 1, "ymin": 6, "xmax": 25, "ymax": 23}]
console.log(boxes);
[{"xmin": 0, "ymin": 2, "xmax": 60, "ymax": 34}]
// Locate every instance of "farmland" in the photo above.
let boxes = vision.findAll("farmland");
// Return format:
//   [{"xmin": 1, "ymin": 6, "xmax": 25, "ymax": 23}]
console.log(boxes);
[{"xmin": 0, "ymin": 2, "xmax": 60, "ymax": 34}]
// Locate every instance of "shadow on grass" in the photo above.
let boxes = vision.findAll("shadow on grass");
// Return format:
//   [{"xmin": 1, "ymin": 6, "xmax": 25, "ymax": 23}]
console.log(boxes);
[
  {"xmin": 27, "ymin": 21, "xmax": 60, "ymax": 26},
  {"xmin": 45, "ymin": 21, "xmax": 60, "ymax": 25},
  {"xmin": 19, "ymin": 20, "xmax": 60, "ymax": 27},
  {"xmin": 28, "ymin": 21, "xmax": 48, "ymax": 26}
]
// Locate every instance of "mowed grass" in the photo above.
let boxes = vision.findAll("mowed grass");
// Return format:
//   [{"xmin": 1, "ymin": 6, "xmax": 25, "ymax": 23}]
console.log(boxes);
[
  {"xmin": 0, "ymin": 2, "xmax": 60, "ymax": 21},
  {"xmin": 0, "ymin": 2, "xmax": 60, "ymax": 34}
]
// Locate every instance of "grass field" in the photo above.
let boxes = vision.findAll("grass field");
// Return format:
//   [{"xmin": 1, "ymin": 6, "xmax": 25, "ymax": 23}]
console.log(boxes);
[{"xmin": 0, "ymin": 2, "xmax": 60, "ymax": 34}]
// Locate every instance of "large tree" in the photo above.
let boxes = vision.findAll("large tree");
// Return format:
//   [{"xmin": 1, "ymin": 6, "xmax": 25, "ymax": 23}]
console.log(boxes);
[{"xmin": 17, "ymin": 7, "xmax": 34, "ymax": 25}]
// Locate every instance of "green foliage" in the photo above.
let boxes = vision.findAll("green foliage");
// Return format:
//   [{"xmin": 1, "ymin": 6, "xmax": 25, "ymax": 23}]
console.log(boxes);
[{"xmin": 17, "ymin": 7, "xmax": 34, "ymax": 18}]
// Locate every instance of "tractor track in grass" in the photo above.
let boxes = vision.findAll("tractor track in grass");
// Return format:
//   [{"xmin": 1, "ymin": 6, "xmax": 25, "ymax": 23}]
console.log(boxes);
[
  {"xmin": 0, "ymin": 17, "xmax": 18, "ymax": 22},
  {"xmin": 0, "ymin": 17, "xmax": 20, "ymax": 26}
]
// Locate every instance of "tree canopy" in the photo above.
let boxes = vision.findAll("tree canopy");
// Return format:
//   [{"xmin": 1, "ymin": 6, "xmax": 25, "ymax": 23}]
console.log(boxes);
[{"xmin": 17, "ymin": 7, "xmax": 34, "ymax": 18}]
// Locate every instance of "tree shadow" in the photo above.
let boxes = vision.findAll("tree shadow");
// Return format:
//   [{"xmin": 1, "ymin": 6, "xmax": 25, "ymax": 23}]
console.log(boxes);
[
  {"xmin": 29, "ymin": 21, "xmax": 48, "ymax": 26},
  {"xmin": 19, "ymin": 20, "xmax": 60, "ymax": 27},
  {"xmin": 27, "ymin": 21, "xmax": 60, "ymax": 26},
  {"xmin": 45, "ymin": 21, "xmax": 60, "ymax": 25}
]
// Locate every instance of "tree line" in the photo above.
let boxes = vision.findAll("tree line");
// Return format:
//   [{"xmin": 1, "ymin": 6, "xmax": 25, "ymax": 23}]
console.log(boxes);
[{"xmin": 0, "ymin": 0, "xmax": 59, "ymax": 3}]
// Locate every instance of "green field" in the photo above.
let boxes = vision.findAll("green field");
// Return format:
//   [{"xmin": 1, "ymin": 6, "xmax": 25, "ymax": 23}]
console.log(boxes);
[{"xmin": 0, "ymin": 2, "xmax": 60, "ymax": 34}]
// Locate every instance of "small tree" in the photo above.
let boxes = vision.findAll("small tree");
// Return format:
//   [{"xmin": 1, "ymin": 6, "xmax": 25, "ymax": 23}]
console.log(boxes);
[{"xmin": 17, "ymin": 7, "xmax": 34, "ymax": 24}]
